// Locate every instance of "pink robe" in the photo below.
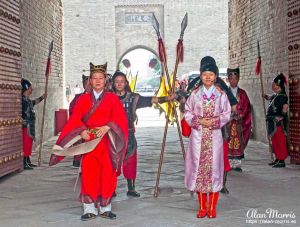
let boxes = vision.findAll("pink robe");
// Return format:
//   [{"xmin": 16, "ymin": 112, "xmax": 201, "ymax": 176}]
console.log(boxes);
[{"xmin": 184, "ymin": 86, "xmax": 231, "ymax": 192}]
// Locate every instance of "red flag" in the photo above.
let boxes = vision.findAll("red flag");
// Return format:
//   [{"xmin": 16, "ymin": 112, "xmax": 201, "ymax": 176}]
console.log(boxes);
[
  {"xmin": 255, "ymin": 56, "xmax": 261, "ymax": 76},
  {"xmin": 45, "ymin": 58, "xmax": 51, "ymax": 77}
]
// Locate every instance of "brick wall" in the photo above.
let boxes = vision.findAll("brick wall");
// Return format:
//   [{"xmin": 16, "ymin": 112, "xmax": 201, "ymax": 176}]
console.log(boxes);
[
  {"xmin": 20, "ymin": 0, "xmax": 64, "ymax": 152},
  {"xmin": 287, "ymin": 0, "xmax": 300, "ymax": 164},
  {"xmin": 63, "ymin": 0, "xmax": 228, "ymax": 88},
  {"xmin": 0, "ymin": 0, "xmax": 23, "ymax": 176},
  {"xmin": 228, "ymin": 0, "xmax": 288, "ymax": 143}
]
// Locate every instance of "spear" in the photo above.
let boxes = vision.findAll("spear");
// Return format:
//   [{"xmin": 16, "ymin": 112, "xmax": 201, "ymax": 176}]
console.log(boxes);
[
  {"xmin": 38, "ymin": 41, "xmax": 54, "ymax": 166},
  {"xmin": 170, "ymin": 13, "xmax": 188, "ymax": 160},
  {"xmin": 152, "ymin": 13, "xmax": 188, "ymax": 197},
  {"xmin": 256, "ymin": 40, "xmax": 274, "ymax": 161},
  {"xmin": 152, "ymin": 13, "xmax": 171, "ymax": 84}
]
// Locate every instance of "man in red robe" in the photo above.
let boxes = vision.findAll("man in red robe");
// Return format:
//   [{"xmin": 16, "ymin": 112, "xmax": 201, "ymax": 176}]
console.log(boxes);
[
  {"xmin": 227, "ymin": 68, "xmax": 252, "ymax": 172},
  {"xmin": 49, "ymin": 62, "xmax": 128, "ymax": 221},
  {"xmin": 69, "ymin": 74, "xmax": 89, "ymax": 167}
]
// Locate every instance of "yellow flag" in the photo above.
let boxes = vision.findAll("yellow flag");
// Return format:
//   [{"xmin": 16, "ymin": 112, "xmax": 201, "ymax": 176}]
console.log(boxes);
[
  {"xmin": 156, "ymin": 73, "xmax": 176, "ymax": 123},
  {"xmin": 129, "ymin": 72, "xmax": 138, "ymax": 92}
]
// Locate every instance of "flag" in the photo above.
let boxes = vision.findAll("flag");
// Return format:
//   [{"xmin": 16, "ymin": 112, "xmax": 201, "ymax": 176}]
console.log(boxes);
[
  {"xmin": 155, "ymin": 73, "xmax": 176, "ymax": 124},
  {"xmin": 129, "ymin": 72, "xmax": 138, "ymax": 92}
]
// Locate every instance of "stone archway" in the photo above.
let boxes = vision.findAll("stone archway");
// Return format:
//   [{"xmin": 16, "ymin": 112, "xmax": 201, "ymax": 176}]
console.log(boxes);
[
  {"xmin": 117, "ymin": 46, "xmax": 162, "ymax": 95},
  {"xmin": 117, "ymin": 46, "xmax": 166, "ymax": 127}
]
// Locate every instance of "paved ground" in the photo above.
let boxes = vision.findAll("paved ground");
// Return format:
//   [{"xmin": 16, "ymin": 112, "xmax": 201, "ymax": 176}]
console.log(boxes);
[{"xmin": 0, "ymin": 108, "xmax": 299, "ymax": 227}]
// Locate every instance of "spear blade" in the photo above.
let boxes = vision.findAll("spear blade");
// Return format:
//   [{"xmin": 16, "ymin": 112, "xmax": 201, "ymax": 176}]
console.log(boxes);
[
  {"xmin": 152, "ymin": 13, "xmax": 160, "ymax": 38},
  {"xmin": 180, "ymin": 13, "xmax": 188, "ymax": 39},
  {"xmin": 257, "ymin": 40, "xmax": 260, "ymax": 57},
  {"xmin": 48, "ymin": 40, "xmax": 54, "ymax": 58}
]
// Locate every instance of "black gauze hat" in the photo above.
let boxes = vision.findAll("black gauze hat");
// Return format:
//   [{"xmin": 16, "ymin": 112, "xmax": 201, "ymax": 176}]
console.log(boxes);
[
  {"xmin": 200, "ymin": 56, "xmax": 219, "ymax": 76},
  {"xmin": 82, "ymin": 74, "xmax": 89, "ymax": 82},
  {"xmin": 200, "ymin": 56, "xmax": 216, "ymax": 66},
  {"xmin": 273, "ymin": 73, "xmax": 286, "ymax": 90},
  {"xmin": 227, "ymin": 68, "xmax": 240, "ymax": 77},
  {"xmin": 21, "ymin": 78, "xmax": 32, "ymax": 92}
]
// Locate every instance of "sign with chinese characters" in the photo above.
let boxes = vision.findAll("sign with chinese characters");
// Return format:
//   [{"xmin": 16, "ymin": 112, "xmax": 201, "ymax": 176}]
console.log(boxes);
[{"xmin": 125, "ymin": 13, "xmax": 153, "ymax": 24}]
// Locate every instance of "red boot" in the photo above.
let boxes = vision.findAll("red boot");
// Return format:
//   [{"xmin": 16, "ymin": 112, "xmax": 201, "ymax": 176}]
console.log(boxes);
[
  {"xmin": 207, "ymin": 192, "xmax": 219, "ymax": 218},
  {"xmin": 196, "ymin": 192, "xmax": 207, "ymax": 218}
]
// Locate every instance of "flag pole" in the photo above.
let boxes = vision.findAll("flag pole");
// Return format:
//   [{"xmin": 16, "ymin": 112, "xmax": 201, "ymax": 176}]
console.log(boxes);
[
  {"xmin": 37, "ymin": 41, "xmax": 53, "ymax": 166},
  {"xmin": 256, "ymin": 40, "xmax": 274, "ymax": 161}
]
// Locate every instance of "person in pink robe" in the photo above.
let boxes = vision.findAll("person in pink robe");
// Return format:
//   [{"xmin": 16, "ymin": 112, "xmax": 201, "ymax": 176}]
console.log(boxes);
[{"xmin": 184, "ymin": 56, "xmax": 231, "ymax": 219}]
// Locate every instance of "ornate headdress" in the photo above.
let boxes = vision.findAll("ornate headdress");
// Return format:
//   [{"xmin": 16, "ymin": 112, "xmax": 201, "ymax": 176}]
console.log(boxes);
[{"xmin": 89, "ymin": 62, "xmax": 107, "ymax": 74}]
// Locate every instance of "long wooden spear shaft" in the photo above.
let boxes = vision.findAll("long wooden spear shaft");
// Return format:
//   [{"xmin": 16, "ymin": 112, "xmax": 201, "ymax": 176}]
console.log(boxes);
[
  {"xmin": 153, "ymin": 41, "xmax": 172, "ymax": 198},
  {"xmin": 38, "ymin": 41, "xmax": 53, "ymax": 166},
  {"xmin": 170, "ymin": 13, "xmax": 188, "ymax": 160},
  {"xmin": 152, "ymin": 13, "xmax": 187, "ymax": 197},
  {"xmin": 152, "ymin": 14, "xmax": 174, "ymax": 197},
  {"xmin": 133, "ymin": 71, "xmax": 138, "ymax": 92},
  {"xmin": 256, "ymin": 40, "xmax": 274, "ymax": 161}
]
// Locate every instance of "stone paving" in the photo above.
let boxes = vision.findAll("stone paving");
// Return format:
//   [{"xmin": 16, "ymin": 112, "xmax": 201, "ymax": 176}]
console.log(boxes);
[{"xmin": 0, "ymin": 109, "xmax": 300, "ymax": 227}]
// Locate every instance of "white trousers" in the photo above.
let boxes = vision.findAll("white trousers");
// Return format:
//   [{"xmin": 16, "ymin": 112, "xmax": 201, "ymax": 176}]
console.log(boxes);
[{"xmin": 83, "ymin": 203, "xmax": 112, "ymax": 215}]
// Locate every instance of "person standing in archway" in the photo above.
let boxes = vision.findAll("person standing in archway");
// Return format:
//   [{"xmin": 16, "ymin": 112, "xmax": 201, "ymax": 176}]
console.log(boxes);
[{"xmin": 111, "ymin": 70, "xmax": 175, "ymax": 197}]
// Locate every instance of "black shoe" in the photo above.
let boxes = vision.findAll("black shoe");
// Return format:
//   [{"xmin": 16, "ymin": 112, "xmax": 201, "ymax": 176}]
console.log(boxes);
[
  {"xmin": 272, "ymin": 161, "xmax": 285, "ymax": 168},
  {"xmin": 26, "ymin": 157, "xmax": 37, "ymax": 167},
  {"xmin": 268, "ymin": 159, "xmax": 279, "ymax": 166},
  {"xmin": 23, "ymin": 158, "xmax": 34, "ymax": 170},
  {"xmin": 81, "ymin": 213, "xmax": 97, "ymax": 221},
  {"xmin": 127, "ymin": 190, "xmax": 140, "ymax": 197},
  {"xmin": 24, "ymin": 164, "xmax": 34, "ymax": 170},
  {"xmin": 28, "ymin": 163, "xmax": 37, "ymax": 167},
  {"xmin": 233, "ymin": 167, "xmax": 242, "ymax": 172},
  {"xmin": 100, "ymin": 211, "xmax": 116, "ymax": 220},
  {"xmin": 73, "ymin": 160, "xmax": 80, "ymax": 168},
  {"xmin": 220, "ymin": 187, "xmax": 229, "ymax": 194}
]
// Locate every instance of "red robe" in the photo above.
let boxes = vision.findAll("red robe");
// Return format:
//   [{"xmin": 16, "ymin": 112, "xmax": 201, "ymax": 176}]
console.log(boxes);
[
  {"xmin": 69, "ymin": 93, "xmax": 83, "ymax": 162},
  {"xmin": 228, "ymin": 88, "xmax": 252, "ymax": 159},
  {"xmin": 49, "ymin": 92, "xmax": 128, "ymax": 206},
  {"xmin": 69, "ymin": 93, "xmax": 82, "ymax": 116}
]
